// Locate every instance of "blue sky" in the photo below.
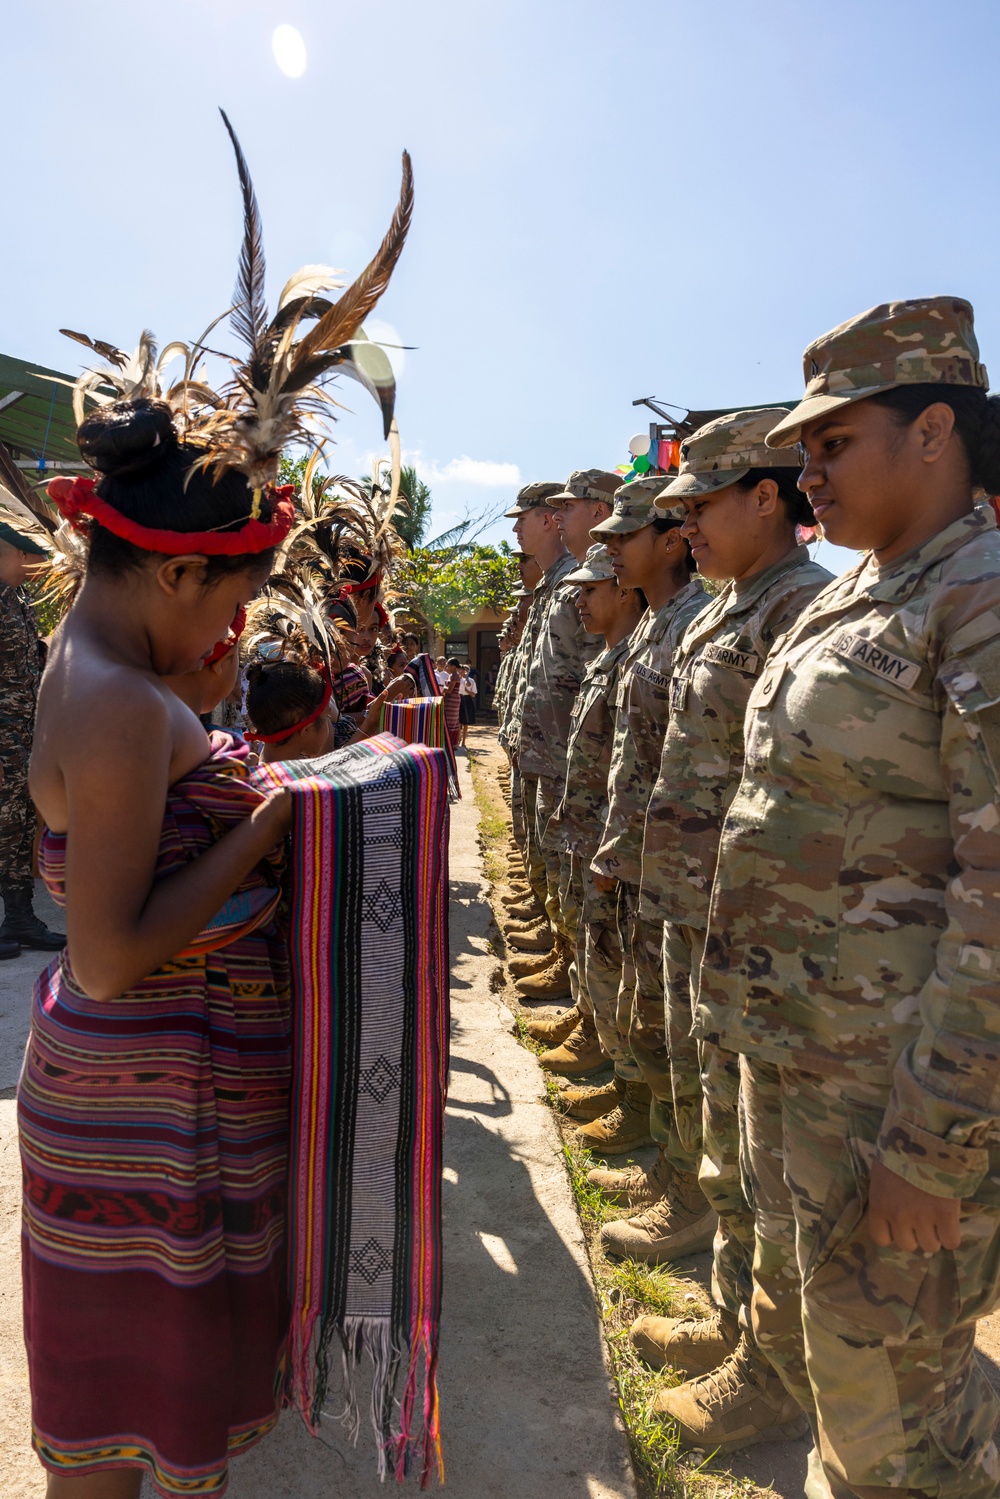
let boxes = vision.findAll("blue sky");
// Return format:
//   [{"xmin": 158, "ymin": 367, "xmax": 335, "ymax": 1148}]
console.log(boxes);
[{"xmin": 6, "ymin": 0, "xmax": 1000, "ymax": 575}]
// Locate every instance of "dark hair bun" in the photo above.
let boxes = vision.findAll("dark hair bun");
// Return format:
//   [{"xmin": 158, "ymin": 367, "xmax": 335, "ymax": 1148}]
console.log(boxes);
[{"xmin": 77, "ymin": 398, "xmax": 177, "ymax": 479}]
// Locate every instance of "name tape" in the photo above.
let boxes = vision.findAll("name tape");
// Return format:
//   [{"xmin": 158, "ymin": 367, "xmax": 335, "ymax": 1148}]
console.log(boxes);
[
  {"xmin": 831, "ymin": 632, "xmax": 921, "ymax": 690},
  {"xmin": 699, "ymin": 642, "xmax": 761, "ymax": 676}
]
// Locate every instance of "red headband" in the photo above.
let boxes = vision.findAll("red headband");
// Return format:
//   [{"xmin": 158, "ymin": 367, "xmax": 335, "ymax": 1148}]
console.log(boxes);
[
  {"xmin": 203, "ymin": 605, "xmax": 247, "ymax": 667},
  {"xmin": 252, "ymin": 679, "xmax": 333, "ymax": 744},
  {"xmin": 47, "ymin": 476, "xmax": 296, "ymax": 556},
  {"xmin": 338, "ymin": 570, "xmax": 383, "ymax": 595}
]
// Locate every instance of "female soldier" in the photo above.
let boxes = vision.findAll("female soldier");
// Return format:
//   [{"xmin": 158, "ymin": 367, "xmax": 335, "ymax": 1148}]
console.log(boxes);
[
  {"xmin": 699, "ymin": 297, "xmax": 1000, "ymax": 1497},
  {"xmin": 586, "ymin": 481, "xmax": 708, "ymax": 1189},
  {"xmin": 629, "ymin": 408, "xmax": 831, "ymax": 1454}
]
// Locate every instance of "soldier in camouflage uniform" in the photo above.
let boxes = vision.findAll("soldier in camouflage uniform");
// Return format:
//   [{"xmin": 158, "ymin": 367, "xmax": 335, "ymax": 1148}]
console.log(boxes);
[
  {"xmin": 538, "ymin": 545, "xmax": 647, "ymax": 1136},
  {"xmin": 585, "ymin": 481, "xmax": 710, "ymax": 1211},
  {"xmin": 509, "ymin": 472, "xmax": 612, "ymax": 1020},
  {"xmin": 0, "ymin": 521, "xmax": 64, "ymax": 956},
  {"xmin": 497, "ymin": 491, "xmax": 562, "ymax": 945},
  {"xmin": 699, "ymin": 297, "xmax": 1000, "ymax": 1497},
  {"xmin": 625, "ymin": 409, "xmax": 831, "ymax": 1453}
]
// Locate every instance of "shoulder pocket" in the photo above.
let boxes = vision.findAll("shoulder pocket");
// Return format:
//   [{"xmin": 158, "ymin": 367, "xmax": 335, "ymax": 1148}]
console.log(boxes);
[{"xmin": 941, "ymin": 657, "xmax": 1000, "ymax": 787}]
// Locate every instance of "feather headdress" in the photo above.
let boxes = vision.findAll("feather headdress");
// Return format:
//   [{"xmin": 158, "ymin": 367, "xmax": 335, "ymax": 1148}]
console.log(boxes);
[
  {"xmin": 243, "ymin": 559, "xmax": 349, "ymax": 685},
  {"xmin": 0, "ymin": 446, "xmax": 86, "ymax": 608},
  {"xmin": 52, "ymin": 111, "xmax": 413, "ymax": 511},
  {"xmin": 277, "ymin": 452, "xmax": 405, "ymax": 591}
]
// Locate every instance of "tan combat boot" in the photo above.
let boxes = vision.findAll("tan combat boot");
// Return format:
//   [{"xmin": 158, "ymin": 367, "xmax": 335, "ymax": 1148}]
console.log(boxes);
[
  {"xmin": 501, "ymin": 884, "xmax": 532, "ymax": 905},
  {"xmin": 524, "ymin": 1005, "xmax": 580, "ymax": 1045},
  {"xmin": 631, "ymin": 1306, "xmax": 740, "ymax": 1378},
  {"xmin": 508, "ymin": 947, "xmax": 556, "ymax": 978},
  {"xmin": 507, "ymin": 922, "xmax": 554, "ymax": 953},
  {"xmin": 558, "ymin": 1076, "xmax": 624, "ymax": 1122},
  {"xmin": 504, "ymin": 896, "xmax": 545, "ymax": 922},
  {"xmin": 651, "ymin": 1334, "xmax": 807, "ymax": 1453},
  {"xmin": 587, "ymin": 1144, "xmax": 673, "ymax": 1208},
  {"xmin": 538, "ymin": 1015, "xmax": 604, "ymax": 1075},
  {"xmin": 503, "ymin": 912, "xmax": 548, "ymax": 935},
  {"xmin": 515, "ymin": 944, "xmax": 572, "ymax": 1001},
  {"xmin": 600, "ymin": 1170, "xmax": 715, "ymax": 1261},
  {"xmin": 572, "ymin": 1079, "xmax": 653, "ymax": 1155}
]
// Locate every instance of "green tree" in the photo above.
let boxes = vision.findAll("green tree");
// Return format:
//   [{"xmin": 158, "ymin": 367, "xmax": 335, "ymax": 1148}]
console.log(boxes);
[
  {"xmin": 391, "ymin": 466, "xmax": 432, "ymax": 549},
  {"xmin": 392, "ymin": 541, "xmax": 518, "ymax": 638}
]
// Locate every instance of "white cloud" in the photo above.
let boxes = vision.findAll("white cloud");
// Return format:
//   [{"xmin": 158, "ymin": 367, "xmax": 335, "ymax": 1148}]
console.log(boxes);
[{"xmin": 416, "ymin": 455, "xmax": 521, "ymax": 487}]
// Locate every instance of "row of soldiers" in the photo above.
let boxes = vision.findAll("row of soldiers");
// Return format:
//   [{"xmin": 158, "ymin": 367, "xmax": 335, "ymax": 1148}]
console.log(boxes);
[{"xmin": 491, "ymin": 295, "xmax": 1000, "ymax": 1499}]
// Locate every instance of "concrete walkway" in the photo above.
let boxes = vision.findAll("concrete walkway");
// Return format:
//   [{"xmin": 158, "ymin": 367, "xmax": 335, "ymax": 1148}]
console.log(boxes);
[{"xmin": 0, "ymin": 746, "xmax": 635, "ymax": 1498}]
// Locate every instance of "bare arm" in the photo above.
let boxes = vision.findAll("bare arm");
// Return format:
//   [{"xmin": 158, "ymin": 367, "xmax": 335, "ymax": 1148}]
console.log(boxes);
[{"xmin": 63, "ymin": 684, "xmax": 289, "ymax": 1001}]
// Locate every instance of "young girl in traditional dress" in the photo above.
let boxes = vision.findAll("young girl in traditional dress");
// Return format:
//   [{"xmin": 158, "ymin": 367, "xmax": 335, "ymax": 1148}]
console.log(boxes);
[
  {"xmin": 21, "ymin": 400, "xmax": 295, "ymax": 1499},
  {"xmin": 17, "ymin": 108, "xmax": 413, "ymax": 1499}
]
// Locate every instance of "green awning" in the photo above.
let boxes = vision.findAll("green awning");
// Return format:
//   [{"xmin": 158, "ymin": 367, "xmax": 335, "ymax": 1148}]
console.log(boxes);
[{"xmin": 0, "ymin": 351, "xmax": 82, "ymax": 469}]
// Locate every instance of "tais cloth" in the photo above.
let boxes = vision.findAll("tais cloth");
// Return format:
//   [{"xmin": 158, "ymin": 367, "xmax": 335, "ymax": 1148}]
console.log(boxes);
[
  {"xmin": 253, "ymin": 738, "xmax": 450, "ymax": 1484},
  {"xmin": 405, "ymin": 653, "xmax": 440, "ymax": 699},
  {"xmin": 18, "ymin": 732, "xmax": 291, "ymax": 1498},
  {"xmin": 378, "ymin": 696, "xmax": 460, "ymax": 800}
]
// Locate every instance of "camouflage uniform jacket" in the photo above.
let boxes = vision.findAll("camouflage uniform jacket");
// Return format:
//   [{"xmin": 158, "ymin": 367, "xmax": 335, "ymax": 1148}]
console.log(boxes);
[
  {"xmin": 0, "ymin": 581, "xmax": 42, "ymax": 734},
  {"xmin": 591, "ymin": 579, "xmax": 708, "ymax": 884},
  {"xmin": 498, "ymin": 566, "xmax": 564, "ymax": 753},
  {"xmin": 552, "ymin": 638, "xmax": 632, "ymax": 858},
  {"xmin": 493, "ymin": 650, "xmax": 515, "ymax": 731},
  {"xmin": 517, "ymin": 553, "xmax": 601, "ymax": 778},
  {"xmin": 697, "ymin": 507, "xmax": 1000, "ymax": 1197},
  {"xmin": 639, "ymin": 548, "xmax": 831, "ymax": 927}
]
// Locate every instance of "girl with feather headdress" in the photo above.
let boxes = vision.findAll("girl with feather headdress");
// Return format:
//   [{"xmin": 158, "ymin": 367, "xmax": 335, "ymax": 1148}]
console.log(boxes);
[{"xmin": 18, "ymin": 110, "xmax": 412, "ymax": 1499}]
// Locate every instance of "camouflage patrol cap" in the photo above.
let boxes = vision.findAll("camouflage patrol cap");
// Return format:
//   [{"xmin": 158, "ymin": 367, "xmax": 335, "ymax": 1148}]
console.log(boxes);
[
  {"xmin": 654, "ymin": 408, "xmax": 800, "ymax": 503},
  {"xmin": 564, "ymin": 543, "xmax": 617, "ymax": 584},
  {"xmin": 0, "ymin": 520, "xmax": 48, "ymax": 555},
  {"xmin": 590, "ymin": 476, "xmax": 675, "ymax": 537},
  {"xmin": 503, "ymin": 480, "xmax": 564, "ymax": 518},
  {"xmin": 767, "ymin": 297, "xmax": 989, "ymax": 448},
  {"xmin": 511, "ymin": 586, "xmax": 534, "ymax": 599},
  {"xmin": 547, "ymin": 469, "xmax": 621, "ymax": 508}
]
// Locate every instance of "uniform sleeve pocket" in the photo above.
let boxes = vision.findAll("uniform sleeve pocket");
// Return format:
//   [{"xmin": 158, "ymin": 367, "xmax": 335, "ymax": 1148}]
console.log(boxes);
[{"xmin": 941, "ymin": 658, "xmax": 1000, "ymax": 787}]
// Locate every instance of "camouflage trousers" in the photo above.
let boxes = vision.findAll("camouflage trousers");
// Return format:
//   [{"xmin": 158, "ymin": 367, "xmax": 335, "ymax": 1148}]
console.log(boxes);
[
  {"xmin": 665, "ymin": 922, "xmax": 758, "ymax": 1327},
  {"xmin": 742, "ymin": 1056, "xmax": 1000, "ymax": 1498},
  {"xmin": 617, "ymin": 884, "xmax": 675, "ymax": 1143},
  {"xmin": 519, "ymin": 772, "xmax": 551, "ymax": 916},
  {"xmin": 0, "ymin": 733, "xmax": 34, "ymax": 894},
  {"xmin": 509, "ymin": 763, "xmax": 525, "ymax": 850},
  {"xmin": 572, "ymin": 854, "xmax": 640, "ymax": 1080}
]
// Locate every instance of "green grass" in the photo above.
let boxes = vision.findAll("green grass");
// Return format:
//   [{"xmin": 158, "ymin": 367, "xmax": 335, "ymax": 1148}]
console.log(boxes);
[{"xmin": 467, "ymin": 741, "xmax": 771, "ymax": 1499}]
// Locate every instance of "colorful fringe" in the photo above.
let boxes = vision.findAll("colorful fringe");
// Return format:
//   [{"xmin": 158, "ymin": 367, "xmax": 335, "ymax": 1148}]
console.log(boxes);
[
  {"xmin": 253, "ymin": 739, "xmax": 449, "ymax": 1485},
  {"xmin": 378, "ymin": 697, "xmax": 460, "ymax": 800}
]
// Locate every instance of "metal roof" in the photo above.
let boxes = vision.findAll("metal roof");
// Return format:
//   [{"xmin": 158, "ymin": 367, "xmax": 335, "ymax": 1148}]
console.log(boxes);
[{"xmin": 0, "ymin": 351, "xmax": 83, "ymax": 471}]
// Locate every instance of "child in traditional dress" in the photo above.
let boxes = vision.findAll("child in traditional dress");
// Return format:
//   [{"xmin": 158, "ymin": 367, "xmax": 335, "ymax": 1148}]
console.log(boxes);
[{"xmin": 18, "ymin": 112, "xmax": 412, "ymax": 1499}]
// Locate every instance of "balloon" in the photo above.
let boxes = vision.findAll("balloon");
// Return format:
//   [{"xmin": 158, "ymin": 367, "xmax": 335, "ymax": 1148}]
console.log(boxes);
[
  {"xmin": 633, "ymin": 454, "xmax": 652, "ymax": 473},
  {"xmin": 628, "ymin": 432, "xmax": 652, "ymax": 457}
]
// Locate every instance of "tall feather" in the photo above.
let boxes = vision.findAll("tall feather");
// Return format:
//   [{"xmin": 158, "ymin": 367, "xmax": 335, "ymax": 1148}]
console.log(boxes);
[
  {"xmin": 291, "ymin": 152, "xmax": 413, "ymax": 370},
  {"xmin": 219, "ymin": 107, "xmax": 269, "ymax": 388}
]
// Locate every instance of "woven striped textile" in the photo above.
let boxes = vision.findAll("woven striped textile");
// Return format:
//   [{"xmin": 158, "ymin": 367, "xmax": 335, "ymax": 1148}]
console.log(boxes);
[
  {"xmin": 378, "ymin": 696, "xmax": 460, "ymax": 801},
  {"xmin": 18, "ymin": 732, "xmax": 291, "ymax": 1497},
  {"xmin": 253, "ymin": 738, "xmax": 450, "ymax": 1484},
  {"xmin": 405, "ymin": 653, "xmax": 440, "ymax": 698}
]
